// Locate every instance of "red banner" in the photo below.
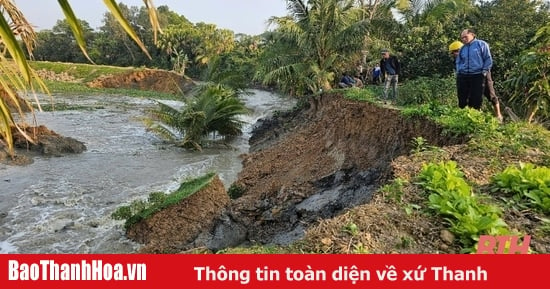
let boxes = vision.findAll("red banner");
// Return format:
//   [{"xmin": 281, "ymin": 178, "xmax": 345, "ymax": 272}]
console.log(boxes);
[{"xmin": 1, "ymin": 254, "xmax": 546, "ymax": 289}]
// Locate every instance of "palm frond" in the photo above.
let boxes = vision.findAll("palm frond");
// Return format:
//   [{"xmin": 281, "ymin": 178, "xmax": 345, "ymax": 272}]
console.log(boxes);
[
  {"xmin": 102, "ymin": 0, "xmax": 155, "ymax": 59},
  {"xmin": 57, "ymin": 0, "xmax": 94, "ymax": 63}
]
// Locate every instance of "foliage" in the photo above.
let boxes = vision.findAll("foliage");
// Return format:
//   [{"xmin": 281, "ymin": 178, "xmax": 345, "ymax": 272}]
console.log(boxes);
[
  {"xmin": 25, "ymin": 61, "xmax": 177, "ymax": 99},
  {"xmin": 380, "ymin": 177, "xmax": 408, "ymax": 203},
  {"xmin": 503, "ymin": 24, "xmax": 550, "ymax": 124},
  {"xmin": 433, "ymin": 107, "xmax": 499, "ymax": 136},
  {"xmin": 410, "ymin": 136, "xmax": 442, "ymax": 154},
  {"xmin": 398, "ymin": 92, "xmax": 550, "ymax": 163},
  {"xmin": 477, "ymin": 0, "xmax": 550, "ymax": 81},
  {"xmin": 147, "ymin": 83, "xmax": 249, "ymax": 150},
  {"xmin": 227, "ymin": 183, "xmax": 246, "ymax": 199},
  {"xmin": 32, "ymin": 19, "xmax": 96, "ymax": 63},
  {"xmin": 256, "ymin": 0, "xmax": 369, "ymax": 96},
  {"xmin": 203, "ymin": 49, "xmax": 257, "ymax": 92},
  {"xmin": 343, "ymin": 86, "xmax": 381, "ymax": 102},
  {"xmin": 467, "ymin": 121, "xmax": 550, "ymax": 163},
  {"xmin": 396, "ymin": 76, "xmax": 456, "ymax": 106},
  {"xmin": 156, "ymin": 22, "xmax": 236, "ymax": 78},
  {"xmin": 400, "ymin": 102, "xmax": 451, "ymax": 119},
  {"xmin": 29, "ymin": 61, "xmax": 134, "ymax": 82},
  {"xmin": 490, "ymin": 163, "xmax": 550, "ymax": 214},
  {"xmin": 402, "ymin": 104, "xmax": 497, "ymax": 137},
  {"xmin": 111, "ymin": 172, "xmax": 216, "ymax": 229},
  {"xmin": 417, "ymin": 161, "xmax": 510, "ymax": 251}
]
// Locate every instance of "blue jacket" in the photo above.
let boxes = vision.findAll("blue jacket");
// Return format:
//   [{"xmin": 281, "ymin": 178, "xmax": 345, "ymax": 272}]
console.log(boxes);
[{"xmin": 456, "ymin": 38, "xmax": 492, "ymax": 75}]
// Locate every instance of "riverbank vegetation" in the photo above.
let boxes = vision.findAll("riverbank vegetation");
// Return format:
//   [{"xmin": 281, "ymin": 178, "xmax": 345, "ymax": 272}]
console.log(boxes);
[{"xmin": 111, "ymin": 172, "xmax": 217, "ymax": 230}]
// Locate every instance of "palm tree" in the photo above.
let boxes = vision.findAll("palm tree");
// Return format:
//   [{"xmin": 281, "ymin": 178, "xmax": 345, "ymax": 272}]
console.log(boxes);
[
  {"xmin": 257, "ymin": 0, "xmax": 369, "ymax": 95},
  {"xmin": 0, "ymin": 0, "xmax": 160, "ymax": 157},
  {"xmin": 147, "ymin": 83, "xmax": 249, "ymax": 150}
]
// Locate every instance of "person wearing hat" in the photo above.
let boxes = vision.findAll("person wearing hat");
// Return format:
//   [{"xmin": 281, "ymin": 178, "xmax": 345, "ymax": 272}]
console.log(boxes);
[{"xmin": 380, "ymin": 49, "xmax": 401, "ymax": 102}]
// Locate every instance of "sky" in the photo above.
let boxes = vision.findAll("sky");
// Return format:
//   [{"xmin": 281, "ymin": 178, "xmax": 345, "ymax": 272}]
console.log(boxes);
[{"xmin": 16, "ymin": 0, "xmax": 288, "ymax": 35}]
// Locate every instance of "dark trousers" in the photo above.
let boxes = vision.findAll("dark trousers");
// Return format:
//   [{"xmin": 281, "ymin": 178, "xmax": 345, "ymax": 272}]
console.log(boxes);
[{"xmin": 457, "ymin": 74, "xmax": 484, "ymax": 109}]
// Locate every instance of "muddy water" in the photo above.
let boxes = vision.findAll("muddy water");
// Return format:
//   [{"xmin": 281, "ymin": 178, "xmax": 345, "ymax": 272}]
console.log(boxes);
[{"xmin": 0, "ymin": 90, "xmax": 293, "ymax": 253}]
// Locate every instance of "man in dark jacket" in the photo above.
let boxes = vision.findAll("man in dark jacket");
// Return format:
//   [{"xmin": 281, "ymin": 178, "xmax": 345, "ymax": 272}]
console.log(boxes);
[{"xmin": 380, "ymin": 49, "xmax": 401, "ymax": 102}]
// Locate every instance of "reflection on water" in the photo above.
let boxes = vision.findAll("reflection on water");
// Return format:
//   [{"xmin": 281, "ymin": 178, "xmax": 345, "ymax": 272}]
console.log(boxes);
[{"xmin": 0, "ymin": 90, "xmax": 293, "ymax": 253}]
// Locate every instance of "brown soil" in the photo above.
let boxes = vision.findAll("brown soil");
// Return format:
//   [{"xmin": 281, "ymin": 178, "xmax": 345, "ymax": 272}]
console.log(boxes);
[
  {"xmin": 1, "ymin": 124, "xmax": 86, "ymax": 165},
  {"xmin": 127, "ymin": 175, "xmax": 229, "ymax": 253},
  {"xmin": 176, "ymin": 93, "xmax": 549, "ymax": 254},
  {"xmin": 1, "ymin": 87, "xmax": 32, "ymax": 113},
  {"xmin": 87, "ymin": 69, "xmax": 195, "ymax": 95},
  {"xmin": 220, "ymin": 94, "xmax": 466, "ymax": 252}
]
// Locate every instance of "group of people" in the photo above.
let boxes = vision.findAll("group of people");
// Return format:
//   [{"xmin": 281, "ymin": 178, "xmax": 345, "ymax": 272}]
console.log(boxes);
[
  {"xmin": 339, "ymin": 60, "xmax": 391, "ymax": 90},
  {"xmin": 338, "ymin": 49, "xmax": 401, "ymax": 103},
  {"xmin": 338, "ymin": 72, "xmax": 364, "ymax": 88},
  {"xmin": 340, "ymin": 28, "xmax": 503, "ymax": 123}
]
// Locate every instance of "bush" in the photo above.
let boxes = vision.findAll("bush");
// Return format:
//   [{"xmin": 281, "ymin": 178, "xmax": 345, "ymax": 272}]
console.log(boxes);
[{"xmin": 397, "ymin": 76, "xmax": 456, "ymax": 107}]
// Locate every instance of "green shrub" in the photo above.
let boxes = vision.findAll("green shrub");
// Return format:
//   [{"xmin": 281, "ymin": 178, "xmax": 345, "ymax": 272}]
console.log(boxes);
[
  {"xmin": 397, "ymin": 76, "xmax": 456, "ymax": 106},
  {"xmin": 417, "ymin": 161, "xmax": 510, "ymax": 252},
  {"xmin": 227, "ymin": 183, "xmax": 246, "ymax": 199},
  {"xmin": 491, "ymin": 163, "xmax": 550, "ymax": 214},
  {"xmin": 343, "ymin": 86, "xmax": 382, "ymax": 102}
]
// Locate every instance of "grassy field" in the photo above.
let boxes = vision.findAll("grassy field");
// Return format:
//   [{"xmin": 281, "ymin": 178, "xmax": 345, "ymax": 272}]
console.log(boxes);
[{"xmin": 26, "ymin": 61, "xmax": 179, "ymax": 100}]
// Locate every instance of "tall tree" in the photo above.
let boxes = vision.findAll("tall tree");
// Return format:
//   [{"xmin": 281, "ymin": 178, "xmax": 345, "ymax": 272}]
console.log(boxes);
[
  {"xmin": 477, "ymin": 0, "xmax": 550, "ymax": 80},
  {"xmin": 257, "ymin": 0, "xmax": 369, "ymax": 95},
  {"xmin": 34, "ymin": 19, "xmax": 95, "ymax": 63},
  {"xmin": 156, "ymin": 22, "xmax": 236, "ymax": 78}
]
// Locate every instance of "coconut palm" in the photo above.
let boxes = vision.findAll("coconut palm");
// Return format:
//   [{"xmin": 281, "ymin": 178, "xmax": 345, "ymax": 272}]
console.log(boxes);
[
  {"xmin": 147, "ymin": 83, "xmax": 249, "ymax": 150},
  {"xmin": 0, "ymin": 0, "xmax": 160, "ymax": 157},
  {"xmin": 257, "ymin": 0, "xmax": 369, "ymax": 95}
]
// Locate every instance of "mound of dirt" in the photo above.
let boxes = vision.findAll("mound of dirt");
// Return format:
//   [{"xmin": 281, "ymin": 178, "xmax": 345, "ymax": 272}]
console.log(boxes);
[
  {"xmin": 126, "ymin": 175, "xmax": 229, "ymax": 253},
  {"xmin": 1, "ymin": 125, "xmax": 87, "ymax": 165},
  {"xmin": 87, "ymin": 69, "xmax": 195, "ymax": 95}
]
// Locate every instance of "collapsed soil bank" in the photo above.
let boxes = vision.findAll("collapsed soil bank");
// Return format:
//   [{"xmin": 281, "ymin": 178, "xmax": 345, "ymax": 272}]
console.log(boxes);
[{"xmin": 129, "ymin": 93, "xmax": 465, "ymax": 252}]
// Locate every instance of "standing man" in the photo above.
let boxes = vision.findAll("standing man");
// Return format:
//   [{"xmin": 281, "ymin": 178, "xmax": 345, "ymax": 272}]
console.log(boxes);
[
  {"xmin": 455, "ymin": 29, "xmax": 493, "ymax": 110},
  {"xmin": 449, "ymin": 40, "xmax": 503, "ymax": 123},
  {"xmin": 380, "ymin": 49, "xmax": 400, "ymax": 102}
]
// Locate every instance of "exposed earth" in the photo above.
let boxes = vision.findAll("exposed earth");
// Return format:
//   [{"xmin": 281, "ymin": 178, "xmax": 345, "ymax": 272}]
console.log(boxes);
[
  {"xmin": 2, "ymin": 69, "xmax": 549, "ymax": 254},
  {"xmin": 128, "ymin": 93, "xmax": 549, "ymax": 254}
]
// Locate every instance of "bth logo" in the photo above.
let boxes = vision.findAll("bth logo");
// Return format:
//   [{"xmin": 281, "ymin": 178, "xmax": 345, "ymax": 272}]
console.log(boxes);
[{"xmin": 477, "ymin": 235, "xmax": 531, "ymax": 254}]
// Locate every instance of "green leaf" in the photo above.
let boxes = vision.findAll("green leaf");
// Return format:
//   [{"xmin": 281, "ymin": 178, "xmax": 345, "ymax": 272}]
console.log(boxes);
[
  {"xmin": 102, "ymin": 0, "xmax": 151, "ymax": 59},
  {"xmin": 57, "ymin": 0, "xmax": 94, "ymax": 63}
]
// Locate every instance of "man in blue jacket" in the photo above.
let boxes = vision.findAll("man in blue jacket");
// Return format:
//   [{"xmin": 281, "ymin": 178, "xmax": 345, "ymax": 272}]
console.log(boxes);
[{"xmin": 455, "ymin": 29, "xmax": 493, "ymax": 110}]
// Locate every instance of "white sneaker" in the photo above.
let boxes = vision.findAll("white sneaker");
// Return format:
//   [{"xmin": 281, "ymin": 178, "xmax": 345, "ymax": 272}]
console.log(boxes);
[{"xmin": 497, "ymin": 115, "xmax": 503, "ymax": 124}]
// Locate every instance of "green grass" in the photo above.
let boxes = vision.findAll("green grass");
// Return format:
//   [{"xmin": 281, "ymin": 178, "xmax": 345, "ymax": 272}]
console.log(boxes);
[
  {"xmin": 112, "ymin": 172, "xmax": 217, "ymax": 229},
  {"xmin": 19, "ymin": 61, "xmax": 181, "ymax": 100},
  {"xmin": 42, "ymin": 80, "xmax": 180, "ymax": 99},
  {"xmin": 29, "ymin": 61, "xmax": 136, "ymax": 83}
]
